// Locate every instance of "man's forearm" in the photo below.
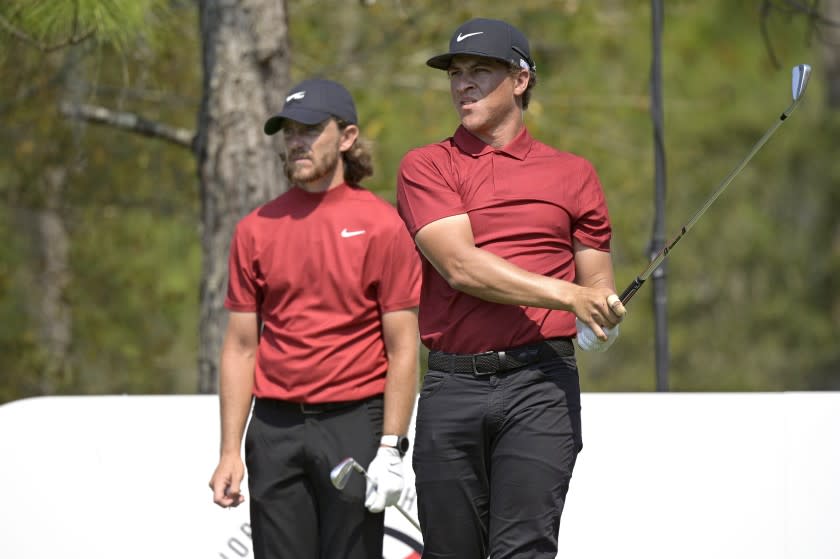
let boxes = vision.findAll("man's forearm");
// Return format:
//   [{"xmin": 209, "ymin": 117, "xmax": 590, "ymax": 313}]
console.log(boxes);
[
  {"xmin": 440, "ymin": 245, "xmax": 580, "ymax": 310},
  {"xmin": 415, "ymin": 215, "xmax": 584, "ymax": 310},
  {"xmin": 573, "ymin": 244, "xmax": 617, "ymax": 290},
  {"xmin": 381, "ymin": 309, "xmax": 420, "ymax": 437},
  {"xmin": 218, "ymin": 351, "xmax": 255, "ymax": 456},
  {"xmin": 382, "ymin": 351, "xmax": 418, "ymax": 436}
]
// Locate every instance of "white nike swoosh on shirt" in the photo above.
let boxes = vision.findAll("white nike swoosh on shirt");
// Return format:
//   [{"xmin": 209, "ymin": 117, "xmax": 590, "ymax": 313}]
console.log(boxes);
[
  {"xmin": 456, "ymin": 31, "xmax": 484, "ymax": 42},
  {"xmin": 340, "ymin": 228, "xmax": 366, "ymax": 238}
]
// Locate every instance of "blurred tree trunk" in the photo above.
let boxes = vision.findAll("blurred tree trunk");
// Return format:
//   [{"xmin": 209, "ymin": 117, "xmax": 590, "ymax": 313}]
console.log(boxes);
[
  {"xmin": 194, "ymin": 0, "xmax": 291, "ymax": 393},
  {"xmin": 823, "ymin": 0, "xmax": 840, "ymax": 108},
  {"xmin": 31, "ymin": 46, "xmax": 87, "ymax": 394},
  {"xmin": 28, "ymin": 168, "xmax": 71, "ymax": 393}
]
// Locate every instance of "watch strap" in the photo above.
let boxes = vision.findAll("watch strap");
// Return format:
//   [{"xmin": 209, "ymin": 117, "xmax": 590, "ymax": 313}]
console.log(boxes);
[
  {"xmin": 380, "ymin": 434, "xmax": 409, "ymax": 456},
  {"xmin": 380, "ymin": 435, "xmax": 399, "ymax": 447}
]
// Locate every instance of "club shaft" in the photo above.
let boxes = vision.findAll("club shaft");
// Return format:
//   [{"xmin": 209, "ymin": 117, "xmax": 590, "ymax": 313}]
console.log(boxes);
[
  {"xmin": 620, "ymin": 96, "xmax": 804, "ymax": 306},
  {"xmin": 350, "ymin": 461, "xmax": 422, "ymax": 531}
]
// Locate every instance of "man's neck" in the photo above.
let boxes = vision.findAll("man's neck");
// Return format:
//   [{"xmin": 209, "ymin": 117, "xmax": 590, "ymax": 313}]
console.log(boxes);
[
  {"xmin": 468, "ymin": 112, "xmax": 525, "ymax": 149},
  {"xmin": 294, "ymin": 166, "xmax": 345, "ymax": 193}
]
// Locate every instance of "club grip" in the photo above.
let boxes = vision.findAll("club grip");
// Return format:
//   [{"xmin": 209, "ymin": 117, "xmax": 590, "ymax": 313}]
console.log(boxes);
[{"xmin": 620, "ymin": 278, "xmax": 645, "ymax": 306}]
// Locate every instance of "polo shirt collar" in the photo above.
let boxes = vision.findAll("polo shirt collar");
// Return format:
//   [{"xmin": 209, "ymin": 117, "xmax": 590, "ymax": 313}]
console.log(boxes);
[{"xmin": 453, "ymin": 125, "xmax": 534, "ymax": 160}]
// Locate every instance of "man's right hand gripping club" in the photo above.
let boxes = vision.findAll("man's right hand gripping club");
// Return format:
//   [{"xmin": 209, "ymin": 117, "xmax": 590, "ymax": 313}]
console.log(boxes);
[
  {"xmin": 364, "ymin": 445, "xmax": 405, "ymax": 513},
  {"xmin": 576, "ymin": 293, "xmax": 627, "ymax": 352}
]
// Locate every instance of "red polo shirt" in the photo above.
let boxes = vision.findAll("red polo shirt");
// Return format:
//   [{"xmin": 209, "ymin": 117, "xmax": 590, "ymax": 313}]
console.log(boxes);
[
  {"xmin": 225, "ymin": 183, "xmax": 421, "ymax": 403},
  {"xmin": 397, "ymin": 126, "xmax": 611, "ymax": 354}
]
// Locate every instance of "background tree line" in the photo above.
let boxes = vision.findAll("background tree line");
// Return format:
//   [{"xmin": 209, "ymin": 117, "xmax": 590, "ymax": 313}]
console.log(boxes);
[{"xmin": 1, "ymin": 0, "xmax": 838, "ymax": 404}]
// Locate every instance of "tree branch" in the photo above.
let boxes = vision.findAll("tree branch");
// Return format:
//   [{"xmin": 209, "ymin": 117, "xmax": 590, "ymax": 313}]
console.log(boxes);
[
  {"xmin": 0, "ymin": 14, "xmax": 96, "ymax": 52},
  {"xmin": 59, "ymin": 102, "xmax": 195, "ymax": 149}
]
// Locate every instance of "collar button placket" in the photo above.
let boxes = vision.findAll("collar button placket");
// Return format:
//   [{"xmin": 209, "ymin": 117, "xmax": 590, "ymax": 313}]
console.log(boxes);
[{"xmin": 490, "ymin": 153, "xmax": 497, "ymax": 193}]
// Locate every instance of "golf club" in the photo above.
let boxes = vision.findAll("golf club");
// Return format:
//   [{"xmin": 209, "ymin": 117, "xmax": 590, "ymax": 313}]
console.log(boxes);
[
  {"xmin": 619, "ymin": 63, "xmax": 812, "ymax": 305},
  {"xmin": 330, "ymin": 457, "xmax": 421, "ymax": 532}
]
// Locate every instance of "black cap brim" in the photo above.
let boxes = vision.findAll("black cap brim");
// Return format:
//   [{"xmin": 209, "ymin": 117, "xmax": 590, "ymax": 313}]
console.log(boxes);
[
  {"xmin": 426, "ymin": 51, "xmax": 515, "ymax": 71},
  {"xmin": 426, "ymin": 53, "xmax": 455, "ymax": 70},
  {"xmin": 263, "ymin": 107, "xmax": 332, "ymax": 135}
]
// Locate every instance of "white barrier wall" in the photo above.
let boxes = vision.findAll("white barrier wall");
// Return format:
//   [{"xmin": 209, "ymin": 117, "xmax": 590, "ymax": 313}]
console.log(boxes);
[{"xmin": 0, "ymin": 392, "xmax": 838, "ymax": 558}]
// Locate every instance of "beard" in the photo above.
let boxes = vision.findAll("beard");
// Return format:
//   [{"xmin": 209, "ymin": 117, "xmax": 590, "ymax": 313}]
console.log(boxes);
[{"xmin": 284, "ymin": 143, "xmax": 341, "ymax": 186}]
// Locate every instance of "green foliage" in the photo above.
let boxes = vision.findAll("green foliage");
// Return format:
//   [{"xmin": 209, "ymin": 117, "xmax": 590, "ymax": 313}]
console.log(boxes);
[
  {"xmin": 1, "ymin": 0, "xmax": 838, "ymax": 403},
  {"xmin": 0, "ymin": 1, "xmax": 199, "ymax": 401},
  {"xmin": 68, "ymin": 206, "xmax": 200, "ymax": 394},
  {"xmin": 0, "ymin": 0, "xmax": 170, "ymax": 52}
]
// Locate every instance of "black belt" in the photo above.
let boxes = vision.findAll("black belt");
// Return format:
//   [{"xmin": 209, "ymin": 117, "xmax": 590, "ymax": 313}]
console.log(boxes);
[
  {"xmin": 254, "ymin": 396, "xmax": 374, "ymax": 415},
  {"xmin": 428, "ymin": 338, "xmax": 574, "ymax": 375}
]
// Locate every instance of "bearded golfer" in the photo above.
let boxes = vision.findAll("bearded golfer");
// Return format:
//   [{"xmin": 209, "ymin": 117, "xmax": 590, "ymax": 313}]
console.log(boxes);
[{"xmin": 209, "ymin": 78, "xmax": 421, "ymax": 559}]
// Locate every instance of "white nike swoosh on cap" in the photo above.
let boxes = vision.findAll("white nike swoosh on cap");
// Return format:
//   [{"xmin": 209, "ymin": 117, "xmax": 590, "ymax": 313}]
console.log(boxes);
[
  {"xmin": 340, "ymin": 228, "xmax": 366, "ymax": 238},
  {"xmin": 286, "ymin": 91, "xmax": 306, "ymax": 102},
  {"xmin": 456, "ymin": 31, "xmax": 484, "ymax": 42}
]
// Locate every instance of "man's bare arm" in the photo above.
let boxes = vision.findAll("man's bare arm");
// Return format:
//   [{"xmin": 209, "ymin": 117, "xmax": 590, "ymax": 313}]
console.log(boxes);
[
  {"xmin": 574, "ymin": 241, "xmax": 625, "ymax": 338},
  {"xmin": 209, "ymin": 311, "xmax": 258, "ymax": 507},
  {"xmin": 218, "ymin": 311, "xmax": 258, "ymax": 454},
  {"xmin": 414, "ymin": 214, "xmax": 617, "ymax": 328},
  {"xmin": 380, "ymin": 308, "xmax": 420, "ymax": 437}
]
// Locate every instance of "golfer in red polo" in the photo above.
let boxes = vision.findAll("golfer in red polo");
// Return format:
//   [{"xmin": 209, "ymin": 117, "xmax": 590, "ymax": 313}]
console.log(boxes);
[
  {"xmin": 397, "ymin": 18, "xmax": 626, "ymax": 559},
  {"xmin": 209, "ymin": 78, "xmax": 421, "ymax": 559}
]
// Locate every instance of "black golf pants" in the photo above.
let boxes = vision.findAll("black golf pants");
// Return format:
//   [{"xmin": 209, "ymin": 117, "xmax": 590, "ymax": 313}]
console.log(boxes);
[
  {"xmin": 245, "ymin": 396, "xmax": 384, "ymax": 559},
  {"xmin": 413, "ymin": 357, "xmax": 583, "ymax": 559}
]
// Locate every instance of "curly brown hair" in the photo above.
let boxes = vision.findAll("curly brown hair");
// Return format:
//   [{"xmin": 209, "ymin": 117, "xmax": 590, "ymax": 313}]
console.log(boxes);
[{"xmin": 335, "ymin": 119, "xmax": 374, "ymax": 186}]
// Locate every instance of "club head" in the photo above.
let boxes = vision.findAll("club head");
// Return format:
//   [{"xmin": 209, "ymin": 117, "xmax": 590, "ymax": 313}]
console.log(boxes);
[
  {"xmin": 792, "ymin": 64, "xmax": 811, "ymax": 101},
  {"xmin": 330, "ymin": 458, "xmax": 356, "ymax": 490}
]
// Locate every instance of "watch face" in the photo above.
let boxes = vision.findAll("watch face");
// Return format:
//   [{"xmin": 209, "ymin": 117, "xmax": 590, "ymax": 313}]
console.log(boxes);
[
  {"xmin": 398, "ymin": 437, "xmax": 410, "ymax": 453},
  {"xmin": 383, "ymin": 435, "xmax": 410, "ymax": 455}
]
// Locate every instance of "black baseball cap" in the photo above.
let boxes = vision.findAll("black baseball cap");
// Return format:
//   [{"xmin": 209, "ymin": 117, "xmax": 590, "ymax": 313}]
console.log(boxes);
[
  {"xmin": 426, "ymin": 18, "xmax": 535, "ymax": 73},
  {"xmin": 263, "ymin": 78, "xmax": 358, "ymax": 136}
]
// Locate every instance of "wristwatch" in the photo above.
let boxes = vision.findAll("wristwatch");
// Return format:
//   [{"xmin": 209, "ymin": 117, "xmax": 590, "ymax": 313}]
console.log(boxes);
[{"xmin": 380, "ymin": 434, "xmax": 410, "ymax": 457}]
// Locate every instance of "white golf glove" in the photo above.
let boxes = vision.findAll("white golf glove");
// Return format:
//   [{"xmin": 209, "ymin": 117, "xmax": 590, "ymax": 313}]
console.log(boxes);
[
  {"xmin": 575, "ymin": 317, "xmax": 620, "ymax": 352},
  {"xmin": 364, "ymin": 446, "xmax": 404, "ymax": 513}
]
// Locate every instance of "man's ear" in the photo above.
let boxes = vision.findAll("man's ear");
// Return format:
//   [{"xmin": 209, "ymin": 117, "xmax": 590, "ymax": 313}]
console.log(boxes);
[
  {"xmin": 339, "ymin": 124, "xmax": 360, "ymax": 152},
  {"xmin": 513, "ymin": 68, "xmax": 530, "ymax": 96}
]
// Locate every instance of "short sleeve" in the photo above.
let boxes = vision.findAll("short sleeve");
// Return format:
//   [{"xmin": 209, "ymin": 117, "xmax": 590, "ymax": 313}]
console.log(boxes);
[
  {"xmin": 224, "ymin": 221, "xmax": 261, "ymax": 312},
  {"xmin": 373, "ymin": 221, "xmax": 421, "ymax": 314},
  {"xmin": 396, "ymin": 147, "xmax": 466, "ymax": 237},
  {"xmin": 572, "ymin": 160, "xmax": 612, "ymax": 251}
]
